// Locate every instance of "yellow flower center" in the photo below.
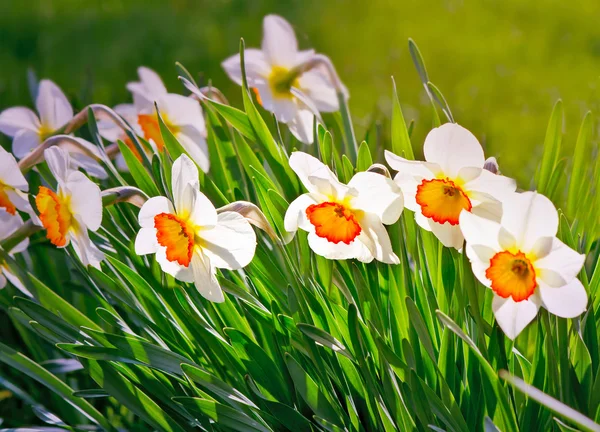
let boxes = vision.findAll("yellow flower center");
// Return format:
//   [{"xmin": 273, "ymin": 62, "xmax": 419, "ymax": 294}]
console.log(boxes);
[
  {"xmin": 154, "ymin": 213, "xmax": 196, "ymax": 267},
  {"xmin": 38, "ymin": 123, "xmax": 54, "ymax": 140},
  {"xmin": 416, "ymin": 178, "xmax": 472, "ymax": 225},
  {"xmin": 306, "ymin": 202, "xmax": 362, "ymax": 244},
  {"xmin": 268, "ymin": 66, "xmax": 300, "ymax": 99},
  {"xmin": 35, "ymin": 186, "xmax": 72, "ymax": 247},
  {"xmin": 486, "ymin": 250, "xmax": 537, "ymax": 302}
]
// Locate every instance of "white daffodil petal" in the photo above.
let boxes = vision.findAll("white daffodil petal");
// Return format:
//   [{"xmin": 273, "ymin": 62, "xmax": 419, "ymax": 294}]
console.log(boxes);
[
  {"xmin": 0, "ymin": 147, "xmax": 28, "ymax": 190},
  {"xmin": 191, "ymin": 250, "xmax": 224, "ymax": 302},
  {"xmin": 70, "ymin": 221, "xmax": 104, "ymax": 269},
  {"xmin": 13, "ymin": 129, "xmax": 41, "ymax": 159},
  {"xmin": 463, "ymin": 169, "xmax": 517, "ymax": 201},
  {"xmin": 307, "ymin": 231, "xmax": 373, "ymax": 262},
  {"xmin": 535, "ymin": 238, "xmax": 585, "ymax": 285},
  {"xmin": 138, "ymin": 196, "xmax": 174, "ymax": 228},
  {"xmin": 3, "ymin": 268, "xmax": 31, "ymax": 297},
  {"xmin": 385, "ymin": 150, "xmax": 441, "ymax": 179},
  {"xmin": 470, "ymin": 199, "xmax": 503, "ymax": 223},
  {"xmin": 200, "ymin": 211, "xmax": 257, "ymax": 270},
  {"xmin": 423, "ymin": 123, "xmax": 485, "ymax": 177},
  {"xmin": 414, "ymin": 211, "xmax": 432, "ymax": 232},
  {"xmin": 348, "ymin": 172, "xmax": 403, "ymax": 225},
  {"xmin": 0, "ymin": 210, "xmax": 25, "ymax": 241},
  {"xmin": 70, "ymin": 153, "xmax": 108, "ymax": 180},
  {"xmin": 539, "ymin": 279, "xmax": 587, "ymax": 318},
  {"xmin": 155, "ymin": 246, "xmax": 194, "ymax": 283},
  {"xmin": 428, "ymin": 220, "xmax": 464, "ymax": 250},
  {"xmin": 36, "ymin": 79, "xmax": 73, "ymax": 130},
  {"xmin": 262, "ymin": 14, "xmax": 298, "ymax": 67},
  {"xmin": 287, "ymin": 108, "xmax": 315, "ymax": 145},
  {"xmin": 158, "ymin": 94, "xmax": 206, "ymax": 131},
  {"xmin": 137, "ymin": 67, "xmax": 168, "ymax": 96},
  {"xmin": 289, "ymin": 151, "xmax": 339, "ymax": 195},
  {"xmin": 465, "ymin": 244, "xmax": 493, "ymax": 288},
  {"xmin": 11, "ymin": 237, "xmax": 30, "ymax": 255},
  {"xmin": 298, "ymin": 70, "xmax": 339, "ymax": 112},
  {"xmin": 492, "ymin": 294, "xmax": 540, "ymax": 340},
  {"xmin": 459, "ymin": 210, "xmax": 502, "ymax": 251},
  {"xmin": 5, "ymin": 189, "xmax": 32, "ymax": 215},
  {"xmin": 529, "ymin": 236, "xmax": 554, "ymax": 260},
  {"xmin": 360, "ymin": 214, "xmax": 399, "ymax": 264},
  {"xmin": 0, "ymin": 107, "xmax": 40, "ymax": 136},
  {"xmin": 177, "ymin": 126, "xmax": 210, "ymax": 173},
  {"xmin": 189, "ymin": 189, "xmax": 218, "ymax": 229},
  {"xmin": 171, "ymin": 154, "xmax": 200, "ymax": 211},
  {"xmin": 222, "ymin": 49, "xmax": 270, "ymax": 86},
  {"xmin": 44, "ymin": 146, "xmax": 70, "ymax": 184},
  {"xmin": 501, "ymin": 191, "xmax": 559, "ymax": 252},
  {"xmin": 135, "ymin": 227, "xmax": 159, "ymax": 255},
  {"xmin": 284, "ymin": 193, "xmax": 318, "ymax": 234},
  {"xmin": 66, "ymin": 171, "xmax": 102, "ymax": 231}
]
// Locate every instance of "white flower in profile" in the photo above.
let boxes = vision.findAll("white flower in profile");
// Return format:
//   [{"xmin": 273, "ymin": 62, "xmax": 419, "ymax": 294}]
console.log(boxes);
[
  {"xmin": 385, "ymin": 123, "xmax": 517, "ymax": 250},
  {"xmin": 0, "ymin": 146, "xmax": 37, "ymax": 221},
  {"xmin": 222, "ymin": 15, "xmax": 346, "ymax": 144},
  {"xmin": 0, "ymin": 210, "xmax": 30, "ymax": 295},
  {"xmin": 120, "ymin": 67, "xmax": 210, "ymax": 172},
  {"xmin": 134, "ymin": 154, "xmax": 257, "ymax": 302},
  {"xmin": 460, "ymin": 191, "xmax": 588, "ymax": 339},
  {"xmin": 34, "ymin": 147, "xmax": 104, "ymax": 269},
  {"xmin": 0, "ymin": 80, "xmax": 73, "ymax": 158},
  {"xmin": 284, "ymin": 152, "xmax": 403, "ymax": 263}
]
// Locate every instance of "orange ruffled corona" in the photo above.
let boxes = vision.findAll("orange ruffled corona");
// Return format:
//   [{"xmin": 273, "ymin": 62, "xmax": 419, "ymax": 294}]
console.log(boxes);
[
  {"xmin": 154, "ymin": 213, "xmax": 195, "ymax": 266},
  {"xmin": 36, "ymin": 186, "xmax": 72, "ymax": 247},
  {"xmin": 0, "ymin": 189, "xmax": 16, "ymax": 215},
  {"xmin": 416, "ymin": 178, "xmax": 472, "ymax": 225},
  {"xmin": 138, "ymin": 114, "xmax": 165, "ymax": 152},
  {"xmin": 486, "ymin": 250, "xmax": 537, "ymax": 302},
  {"xmin": 306, "ymin": 202, "xmax": 361, "ymax": 244}
]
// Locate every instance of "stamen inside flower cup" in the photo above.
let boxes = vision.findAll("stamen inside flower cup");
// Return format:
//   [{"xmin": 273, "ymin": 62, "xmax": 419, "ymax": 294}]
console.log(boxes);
[
  {"xmin": 154, "ymin": 213, "xmax": 196, "ymax": 266},
  {"xmin": 486, "ymin": 250, "xmax": 537, "ymax": 302},
  {"xmin": 306, "ymin": 202, "xmax": 362, "ymax": 244},
  {"xmin": 415, "ymin": 178, "xmax": 472, "ymax": 225}
]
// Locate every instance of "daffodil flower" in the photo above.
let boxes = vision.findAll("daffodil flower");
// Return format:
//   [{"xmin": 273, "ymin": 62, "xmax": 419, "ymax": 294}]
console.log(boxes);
[
  {"xmin": 0, "ymin": 209, "xmax": 30, "ymax": 295},
  {"xmin": 385, "ymin": 123, "xmax": 516, "ymax": 249},
  {"xmin": 284, "ymin": 152, "xmax": 403, "ymax": 263},
  {"xmin": 0, "ymin": 146, "xmax": 36, "ymax": 220},
  {"xmin": 222, "ymin": 15, "xmax": 346, "ymax": 144},
  {"xmin": 97, "ymin": 104, "xmax": 145, "ymax": 170},
  {"xmin": 134, "ymin": 154, "xmax": 257, "ymax": 302},
  {"xmin": 34, "ymin": 147, "xmax": 104, "ymax": 269},
  {"xmin": 460, "ymin": 191, "xmax": 588, "ymax": 339},
  {"xmin": 121, "ymin": 67, "xmax": 210, "ymax": 172}
]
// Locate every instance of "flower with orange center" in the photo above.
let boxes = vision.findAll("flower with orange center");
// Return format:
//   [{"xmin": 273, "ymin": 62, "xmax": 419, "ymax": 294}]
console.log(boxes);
[
  {"xmin": 460, "ymin": 191, "xmax": 588, "ymax": 340},
  {"xmin": 284, "ymin": 152, "xmax": 403, "ymax": 263},
  {"xmin": 386, "ymin": 123, "xmax": 516, "ymax": 250},
  {"xmin": 0, "ymin": 146, "xmax": 37, "ymax": 221},
  {"xmin": 0, "ymin": 209, "xmax": 30, "ymax": 294},
  {"xmin": 33, "ymin": 147, "xmax": 104, "ymax": 269},
  {"xmin": 135, "ymin": 154, "xmax": 257, "ymax": 303},
  {"xmin": 221, "ymin": 15, "xmax": 347, "ymax": 144}
]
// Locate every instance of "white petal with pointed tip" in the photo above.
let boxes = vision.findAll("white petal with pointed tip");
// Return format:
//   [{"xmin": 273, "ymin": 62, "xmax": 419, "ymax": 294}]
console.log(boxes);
[
  {"xmin": 539, "ymin": 279, "xmax": 587, "ymax": 318},
  {"xmin": 359, "ymin": 213, "xmax": 399, "ymax": 264},
  {"xmin": 0, "ymin": 147, "xmax": 28, "ymax": 190},
  {"xmin": 36, "ymin": 80, "xmax": 73, "ymax": 130},
  {"xmin": 262, "ymin": 15, "xmax": 298, "ymax": 67},
  {"xmin": 66, "ymin": 171, "xmax": 103, "ymax": 231},
  {"xmin": 188, "ymin": 188, "xmax": 218, "ymax": 229},
  {"xmin": 348, "ymin": 172, "xmax": 403, "ymax": 225},
  {"xmin": 222, "ymin": 49, "xmax": 271, "ymax": 86},
  {"xmin": 13, "ymin": 129, "xmax": 41, "ymax": 158},
  {"xmin": 284, "ymin": 193, "xmax": 318, "ymax": 234},
  {"xmin": 493, "ymin": 294, "xmax": 540, "ymax": 340},
  {"xmin": 135, "ymin": 227, "xmax": 159, "ymax": 255},
  {"xmin": 534, "ymin": 238, "xmax": 585, "ymax": 285},
  {"xmin": 423, "ymin": 123, "xmax": 485, "ymax": 178},
  {"xmin": 289, "ymin": 151, "xmax": 340, "ymax": 195},
  {"xmin": 44, "ymin": 146, "xmax": 70, "ymax": 184},
  {"xmin": 70, "ymin": 218, "xmax": 104, "ymax": 269},
  {"xmin": 287, "ymin": 107, "xmax": 314, "ymax": 144},
  {"xmin": 500, "ymin": 192, "xmax": 558, "ymax": 252},
  {"xmin": 0, "ymin": 107, "xmax": 40, "ymax": 136},
  {"xmin": 200, "ymin": 211, "xmax": 257, "ymax": 270},
  {"xmin": 171, "ymin": 154, "xmax": 199, "ymax": 211},
  {"xmin": 191, "ymin": 250, "xmax": 224, "ymax": 302},
  {"xmin": 428, "ymin": 220, "xmax": 464, "ymax": 250},
  {"xmin": 459, "ymin": 210, "xmax": 502, "ymax": 251},
  {"xmin": 298, "ymin": 69, "xmax": 339, "ymax": 112},
  {"xmin": 155, "ymin": 246, "xmax": 194, "ymax": 283},
  {"xmin": 138, "ymin": 196, "xmax": 174, "ymax": 228}
]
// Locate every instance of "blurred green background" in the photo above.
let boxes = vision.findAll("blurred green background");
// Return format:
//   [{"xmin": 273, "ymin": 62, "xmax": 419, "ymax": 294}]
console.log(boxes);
[{"xmin": 2, "ymin": 0, "xmax": 600, "ymax": 186}]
